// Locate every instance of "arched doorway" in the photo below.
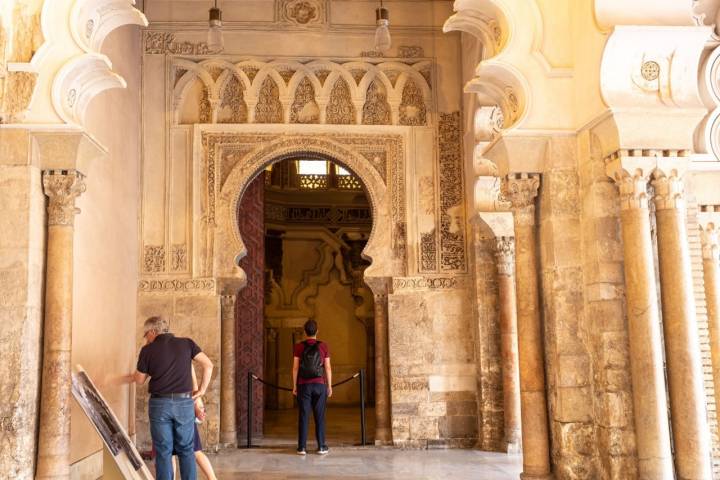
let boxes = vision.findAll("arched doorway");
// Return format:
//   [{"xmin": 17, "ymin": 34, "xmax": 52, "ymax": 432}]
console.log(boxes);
[
  {"xmin": 213, "ymin": 133, "xmax": 399, "ymax": 448},
  {"xmin": 232, "ymin": 151, "xmax": 378, "ymax": 447}
]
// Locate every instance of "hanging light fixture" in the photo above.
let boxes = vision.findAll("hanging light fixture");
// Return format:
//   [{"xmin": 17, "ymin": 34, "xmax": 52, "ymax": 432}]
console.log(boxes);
[
  {"xmin": 207, "ymin": 0, "xmax": 224, "ymax": 53},
  {"xmin": 374, "ymin": 0, "xmax": 391, "ymax": 54}
]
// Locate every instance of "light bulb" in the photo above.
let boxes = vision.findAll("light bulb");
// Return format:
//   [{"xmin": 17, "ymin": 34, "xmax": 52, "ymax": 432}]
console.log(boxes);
[
  {"xmin": 207, "ymin": 6, "xmax": 224, "ymax": 52},
  {"xmin": 374, "ymin": 7, "xmax": 391, "ymax": 53}
]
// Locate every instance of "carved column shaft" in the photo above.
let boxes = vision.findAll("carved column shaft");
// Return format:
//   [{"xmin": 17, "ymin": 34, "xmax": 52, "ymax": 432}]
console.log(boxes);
[
  {"xmin": 36, "ymin": 170, "xmax": 85, "ymax": 480},
  {"xmin": 503, "ymin": 174, "xmax": 551, "ymax": 479},
  {"xmin": 701, "ymin": 224, "xmax": 720, "ymax": 443},
  {"xmin": 652, "ymin": 172, "xmax": 711, "ymax": 480},
  {"xmin": 220, "ymin": 294, "xmax": 237, "ymax": 446},
  {"xmin": 495, "ymin": 236, "xmax": 521, "ymax": 453},
  {"xmin": 373, "ymin": 290, "xmax": 392, "ymax": 444},
  {"xmin": 609, "ymin": 165, "xmax": 674, "ymax": 479}
]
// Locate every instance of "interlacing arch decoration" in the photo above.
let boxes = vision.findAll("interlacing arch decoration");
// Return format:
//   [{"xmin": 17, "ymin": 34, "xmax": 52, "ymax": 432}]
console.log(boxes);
[{"xmin": 172, "ymin": 58, "xmax": 433, "ymax": 126}]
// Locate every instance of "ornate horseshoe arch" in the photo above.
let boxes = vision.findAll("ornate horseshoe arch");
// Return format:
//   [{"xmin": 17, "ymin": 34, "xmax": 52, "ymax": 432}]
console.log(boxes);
[{"xmin": 213, "ymin": 134, "xmax": 396, "ymax": 291}]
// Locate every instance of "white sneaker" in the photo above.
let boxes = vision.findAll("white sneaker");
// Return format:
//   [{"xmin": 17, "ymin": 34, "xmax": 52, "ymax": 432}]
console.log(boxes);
[
  {"xmin": 318, "ymin": 447, "xmax": 329, "ymax": 455},
  {"xmin": 297, "ymin": 448, "xmax": 306, "ymax": 455}
]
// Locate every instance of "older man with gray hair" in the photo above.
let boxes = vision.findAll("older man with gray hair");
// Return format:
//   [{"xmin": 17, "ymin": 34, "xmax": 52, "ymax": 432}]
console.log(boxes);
[{"xmin": 130, "ymin": 316, "xmax": 213, "ymax": 480}]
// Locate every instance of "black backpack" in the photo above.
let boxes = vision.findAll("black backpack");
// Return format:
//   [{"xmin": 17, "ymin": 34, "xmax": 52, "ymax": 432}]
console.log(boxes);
[{"xmin": 299, "ymin": 341, "xmax": 324, "ymax": 379}]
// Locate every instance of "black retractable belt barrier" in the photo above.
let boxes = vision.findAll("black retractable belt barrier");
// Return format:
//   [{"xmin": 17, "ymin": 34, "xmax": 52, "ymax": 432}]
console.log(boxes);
[{"xmin": 246, "ymin": 370, "xmax": 369, "ymax": 448}]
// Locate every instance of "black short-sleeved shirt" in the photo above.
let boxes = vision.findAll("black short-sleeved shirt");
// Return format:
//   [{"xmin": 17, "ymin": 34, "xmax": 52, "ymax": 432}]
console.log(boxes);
[{"xmin": 136, "ymin": 334, "xmax": 202, "ymax": 394}]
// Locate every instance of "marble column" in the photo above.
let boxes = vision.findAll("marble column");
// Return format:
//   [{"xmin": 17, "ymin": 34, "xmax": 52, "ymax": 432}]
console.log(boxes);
[
  {"xmin": 652, "ymin": 170, "xmax": 711, "ymax": 480},
  {"xmin": 606, "ymin": 162, "xmax": 673, "ymax": 479},
  {"xmin": 701, "ymin": 222, "xmax": 720, "ymax": 441},
  {"xmin": 36, "ymin": 170, "xmax": 86, "ymax": 480},
  {"xmin": 220, "ymin": 294, "xmax": 237, "ymax": 446},
  {"xmin": 502, "ymin": 173, "xmax": 551, "ymax": 479},
  {"xmin": 495, "ymin": 236, "xmax": 522, "ymax": 453},
  {"xmin": 373, "ymin": 285, "xmax": 392, "ymax": 445}
]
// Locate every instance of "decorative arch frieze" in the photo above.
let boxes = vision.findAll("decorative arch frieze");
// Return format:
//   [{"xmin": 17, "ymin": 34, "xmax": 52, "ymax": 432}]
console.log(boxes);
[{"xmin": 172, "ymin": 58, "xmax": 433, "ymax": 126}]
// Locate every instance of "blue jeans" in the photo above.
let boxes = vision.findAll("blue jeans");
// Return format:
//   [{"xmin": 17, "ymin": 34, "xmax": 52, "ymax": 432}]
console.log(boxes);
[
  {"xmin": 297, "ymin": 383, "xmax": 327, "ymax": 450},
  {"xmin": 149, "ymin": 397, "xmax": 197, "ymax": 480}
]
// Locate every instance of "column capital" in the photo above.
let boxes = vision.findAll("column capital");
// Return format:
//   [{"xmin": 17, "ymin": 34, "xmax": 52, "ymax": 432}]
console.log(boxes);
[
  {"xmin": 42, "ymin": 169, "xmax": 86, "ymax": 226},
  {"xmin": 605, "ymin": 155, "xmax": 653, "ymax": 211},
  {"xmin": 651, "ymin": 168, "xmax": 685, "ymax": 211},
  {"xmin": 501, "ymin": 173, "xmax": 540, "ymax": 225},
  {"xmin": 700, "ymin": 223, "xmax": 719, "ymax": 262},
  {"xmin": 495, "ymin": 236, "xmax": 515, "ymax": 277}
]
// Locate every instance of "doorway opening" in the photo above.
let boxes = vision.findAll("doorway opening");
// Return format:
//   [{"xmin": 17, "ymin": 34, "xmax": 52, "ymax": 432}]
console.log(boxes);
[{"xmin": 236, "ymin": 155, "xmax": 376, "ymax": 447}]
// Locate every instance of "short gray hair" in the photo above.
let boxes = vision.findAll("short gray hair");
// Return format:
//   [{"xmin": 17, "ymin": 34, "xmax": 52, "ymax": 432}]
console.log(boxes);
[{"xmin": 144, "ymin": 316, "xmax": 169, "ymax": 335}]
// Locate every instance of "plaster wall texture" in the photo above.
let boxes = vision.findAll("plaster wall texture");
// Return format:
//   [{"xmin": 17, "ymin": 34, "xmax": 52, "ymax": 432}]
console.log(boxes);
[
  {"xmin": 0, "ymin": 132, "xmax": 45, "ymax": 478},
  {"xmin": 69, "ymin": 25, "xmax": 143, "ymax": 465}
]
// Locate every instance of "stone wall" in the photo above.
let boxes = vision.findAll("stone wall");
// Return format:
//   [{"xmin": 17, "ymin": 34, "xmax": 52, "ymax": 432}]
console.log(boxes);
[
  {"xmin": 538, "ymin": 137, "xmax": 599, "ymax": 478},
  {"xmin": 471, "ymin": 222, "xmax": 504, "ymax": 450},
  {"xmin": 388, "ymin": 280, "xmax": 478, "ymax": 447},
  {"xmin": 135, "ymin": 292, "xmax": 221, "ymax": 451},
  {"xmin": 0, "ymin": 131, "xmax": 45, "ymax": 479},
  {"xmin": 577, "ymin": 129, "xmax": 638, "ymax": 479}
]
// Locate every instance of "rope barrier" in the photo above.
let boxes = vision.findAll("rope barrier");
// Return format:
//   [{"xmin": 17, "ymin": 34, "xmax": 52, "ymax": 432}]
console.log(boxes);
[
  {"xmin": 250, "ymin": 372, "xmax": 360, "ymax": 390},
  {"xmin": 246, "ymin": 369, "xmax": 368, "ymax": 448}
]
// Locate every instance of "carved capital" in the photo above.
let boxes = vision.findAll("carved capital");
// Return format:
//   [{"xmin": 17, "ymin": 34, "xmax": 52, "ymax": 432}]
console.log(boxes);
[
  {"xmin": 651, "ymin": 169, "xmax": 685, "ymax": 211},
  {"xmin": 606, "ymin": 165, "xmax": 651, "ymax": 211},
  {"xmin": 700, "ymin": 223, "xmax": 719, "ymax": 262},
  {"xmin": 501, "ymin": 173, "xmax": 540, "ymax": 225},
  {"xmin": 42, "ymin": 170, "xmax": 86, "ymax": 226},
  {"xmin": 495, "ymin": 236, "xmax": 515, "ymax": 277},
  {"xmin": 221, "ymin": 294, "xmax": 237, "ymax": 314}
]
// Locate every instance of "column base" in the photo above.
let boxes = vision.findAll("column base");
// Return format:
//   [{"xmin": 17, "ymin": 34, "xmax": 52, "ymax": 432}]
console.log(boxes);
[
  {"xmin": 505, "ymin": 441, "xmax": 521, "ymax": 455},
  {"xmin": 520, "ymin": 473, "xmax": 553, "ymax": 480},
  {"xmin": 219, "ymin": 431, "xmax": 237, "ymax": 447},
  {"xmin": 374, "ymin": 426, "xmax": 392, "ymax": 445}
]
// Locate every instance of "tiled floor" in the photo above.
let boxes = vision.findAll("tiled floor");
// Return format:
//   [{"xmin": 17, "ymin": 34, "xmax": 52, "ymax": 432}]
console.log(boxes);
[
  {"xmin": 209, "ymin": 447, "xmax": 522, "ymax": 479},
  {"xmin": 148, "ymin": 408, "xmax": 522, "ymax": 479}
]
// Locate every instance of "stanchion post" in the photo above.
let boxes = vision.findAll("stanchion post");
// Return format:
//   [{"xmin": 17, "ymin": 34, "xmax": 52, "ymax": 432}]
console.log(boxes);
[
  {"xmin": 247, "ymin": 371, "xmax": 253, "ymax": 449},
  {"xmin": 359, "ymin": 369, "xmax": 367, "ymax": 446}
]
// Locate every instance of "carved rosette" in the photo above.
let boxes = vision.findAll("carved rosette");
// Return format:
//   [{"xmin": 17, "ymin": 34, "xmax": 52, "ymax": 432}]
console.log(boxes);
[
  {"xmin": 651, "ymin": 169, "xmax": 685, "ymax": 211},
  {"xmin": 495, "ymin": 237, "xmax": 515, "ymax": 277},
  {"xmin": 501, "ymin": 173, "xmax": 540, "ymax": 226},
  {"xmin": 42, "ymin": 170, "xmax": 86, "ymax": 226},
  {"xmin": 701, "ymin": 223, "xmax": 719, "ymax": 261}
]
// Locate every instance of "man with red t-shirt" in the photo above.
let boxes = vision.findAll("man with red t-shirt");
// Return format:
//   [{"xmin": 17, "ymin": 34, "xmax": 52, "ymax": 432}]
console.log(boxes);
[{"xmin": 292, "ymin": 319, "xmax": 332, "ymax": 455}]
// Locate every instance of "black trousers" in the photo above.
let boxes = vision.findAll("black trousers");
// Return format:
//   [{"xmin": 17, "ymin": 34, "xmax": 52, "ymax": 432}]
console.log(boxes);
[{"xmin": 297, "ymin": 383, "xmax": 327, "ymax": 449}]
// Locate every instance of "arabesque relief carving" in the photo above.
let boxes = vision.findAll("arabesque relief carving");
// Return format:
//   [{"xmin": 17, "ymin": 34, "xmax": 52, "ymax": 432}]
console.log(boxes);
[
  {"xmin": 255, "ymin": 77, "xmax": 283, "ymax": 123},
  {"xmin": 144, "ymin": 31, "xmax": 209, "ymax": 55},
  {"xmin": 326, "ymin": 77, "xmax": 355, "ymax": 124},
  {"xmin": 362, "ymin": 80, "xmax": 391, "ymax": 125},
  {"xmin": 277, "ymin": 0, "xmax": 325, "ymax": 26},
  {"xmin": 143, "ymin": 245, "xmax": 166, "ymax": 273},
  {"xmin": 290, "ymin": 77, "xmax": 319, "ymax": 123},
  {"xmin": 438, "ymin": 112, "xmax": 466, "ymax": 271},
  {"xmin": 399, "ymin": 79, "xmax": 427, "ymax": 126},
  {"xmin": 201, "ymin": 132, "xmax": 406, "ymax": 267}
]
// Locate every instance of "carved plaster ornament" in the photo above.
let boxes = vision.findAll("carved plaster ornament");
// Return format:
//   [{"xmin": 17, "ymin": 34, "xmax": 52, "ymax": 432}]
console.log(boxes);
[
  {"xmin": 501, "ymin": 173, "xmax": 540, "ymax": 225},
  {"xmin": 651, "ymin": 168, "xmax": 685, "ymax": 210},
  {"xmin": 279, "ymin": 0, "xmax": 324, "ymax": 26},
  {"xmin": 495, "ymin": 236, "xmax": 515, "ymax": 276},
  {"xmin": 42, "ymin": 170, "xmax": 86, "ymax": 226}
]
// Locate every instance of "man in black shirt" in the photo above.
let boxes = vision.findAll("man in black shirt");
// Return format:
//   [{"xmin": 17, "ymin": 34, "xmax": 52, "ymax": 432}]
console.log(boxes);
[{"xmin": 131, "ymin": 316, "xmax": 213, "ymax": 480}]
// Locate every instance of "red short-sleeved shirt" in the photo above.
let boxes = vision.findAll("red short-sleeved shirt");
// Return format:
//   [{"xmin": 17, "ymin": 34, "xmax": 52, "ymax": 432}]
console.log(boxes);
[{"xmin": 293, "ymin": 339, "xmax": 330, "ymax": 385}]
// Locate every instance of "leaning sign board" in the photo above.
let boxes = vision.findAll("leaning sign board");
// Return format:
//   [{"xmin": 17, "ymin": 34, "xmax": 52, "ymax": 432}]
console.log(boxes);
[{"xmin": 72, "ymin": 366, "xmax": 153, "ymax": 480}]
